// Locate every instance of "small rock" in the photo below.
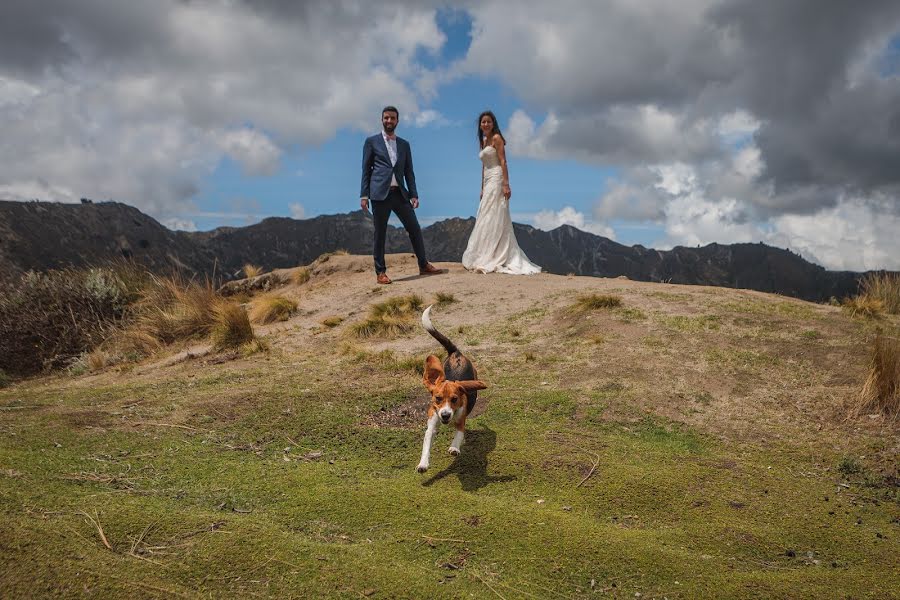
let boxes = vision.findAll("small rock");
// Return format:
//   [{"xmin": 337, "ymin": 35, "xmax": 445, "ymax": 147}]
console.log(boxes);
[
  {"xmin": 785, "ymin": 549, "xmax": 796, "ymax": 557},
  {"xmin": 562, "ymin": 506, "xmax": 572, "ymax": 511},
  {"xmin": 536, "ymin": 499, "xmax": 545, "ymax": 505}
]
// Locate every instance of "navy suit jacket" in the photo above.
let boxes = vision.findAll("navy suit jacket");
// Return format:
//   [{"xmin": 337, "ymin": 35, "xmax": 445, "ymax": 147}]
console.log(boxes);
[{"xmin": 360, "ymin": 133, "xmax": 418, "ymax": 202}]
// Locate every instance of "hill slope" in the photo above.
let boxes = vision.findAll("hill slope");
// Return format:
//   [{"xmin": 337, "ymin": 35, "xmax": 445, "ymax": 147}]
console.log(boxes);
[{"xmin": 1, "ymin": 255, "xmax": 897, "ymax": 598}]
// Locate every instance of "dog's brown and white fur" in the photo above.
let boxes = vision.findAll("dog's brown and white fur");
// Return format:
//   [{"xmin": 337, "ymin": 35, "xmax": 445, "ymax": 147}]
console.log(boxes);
[{"xmin": 417, "ymin": 305, "xmax": 486, "ymax": 473}]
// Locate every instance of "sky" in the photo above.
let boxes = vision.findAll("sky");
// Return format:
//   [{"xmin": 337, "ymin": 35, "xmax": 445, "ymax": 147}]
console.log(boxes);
[{"xmin": 1, "ymin": 1, "xmax": 899, "ymax": 272}]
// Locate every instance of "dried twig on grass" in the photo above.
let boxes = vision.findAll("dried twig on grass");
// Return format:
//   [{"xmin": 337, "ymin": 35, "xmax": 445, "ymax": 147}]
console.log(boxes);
[
  {"xmin": 547, "ymin": 431, "xmax": 602, "ymax": 488},
  {"xmin": 129, "ymin": 521, "xmax": 156, "ymax": 556},
  {"xmin": 576, "ymin": 450, "xmax": 601, "ymax": 488},
  {"xmin": 470, "ymin": 570, "xmax": 508, "ymax": 600},
  {"xmin": 78, "ymin": 510, "xmax": 112, "ymax": 550},
  {"xmin": 130, "ymin": 421, "xmax": 207, "ymax": 432}
]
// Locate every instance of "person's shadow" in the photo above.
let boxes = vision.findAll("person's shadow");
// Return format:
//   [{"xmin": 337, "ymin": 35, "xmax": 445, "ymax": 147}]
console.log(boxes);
[{"xmin": 421, "ymin": 424, "xmax": 517, "ymax": 491}]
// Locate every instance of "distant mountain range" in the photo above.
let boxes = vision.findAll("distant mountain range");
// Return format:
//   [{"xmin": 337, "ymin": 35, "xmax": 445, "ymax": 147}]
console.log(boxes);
[{"xmin": 0, "ymin": 199, "xmax": 869, "ymax": 302}]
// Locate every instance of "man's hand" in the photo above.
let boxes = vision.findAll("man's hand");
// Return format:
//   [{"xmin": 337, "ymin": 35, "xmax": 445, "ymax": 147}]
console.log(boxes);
[
  {"xmin": 410, "ymin": 197, "xmax": 419, "ymax": 209},
  {"xmin": 360, "ymin": 197, "xmax": 369, "ymax": 213}
]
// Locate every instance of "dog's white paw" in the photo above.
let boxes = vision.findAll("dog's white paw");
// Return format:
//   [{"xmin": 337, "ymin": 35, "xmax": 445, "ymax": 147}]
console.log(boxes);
[
  {"xmin": 448, "ymin": 447, "xmax": 460, "ymax": 456},
  {"xmin": 416, "ymin": 462, "xmax": 429, "ymax": 473}
]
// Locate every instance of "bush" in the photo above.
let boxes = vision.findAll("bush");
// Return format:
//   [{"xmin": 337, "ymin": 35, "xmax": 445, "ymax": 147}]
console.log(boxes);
[{"xmin": 0, "ymin": 267, "xmax": 139, "ymax": 376}]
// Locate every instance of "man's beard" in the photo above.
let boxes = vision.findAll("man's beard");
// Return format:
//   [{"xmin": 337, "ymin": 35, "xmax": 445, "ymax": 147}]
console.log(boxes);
[{"xmin": 383, "ymin": 123, "xmax": 396, "ymax": 133}]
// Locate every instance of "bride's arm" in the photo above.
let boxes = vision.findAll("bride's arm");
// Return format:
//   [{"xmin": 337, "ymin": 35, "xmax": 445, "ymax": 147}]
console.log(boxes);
[{"xmin": 494, "ymin": 136, "xmax": 511, "ymax": 199}]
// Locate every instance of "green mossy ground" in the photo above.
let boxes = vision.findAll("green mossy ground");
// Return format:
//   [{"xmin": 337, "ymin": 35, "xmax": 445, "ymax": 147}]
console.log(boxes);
[{"xmin": 2, "ymin": 273, "xmax": 897, "ymax": 599}]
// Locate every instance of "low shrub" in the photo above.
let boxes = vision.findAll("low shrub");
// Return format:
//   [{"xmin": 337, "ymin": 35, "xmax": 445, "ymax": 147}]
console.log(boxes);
[{"xmin": 0, "ymin": 267, "xmax": 140, "ymax": 375}]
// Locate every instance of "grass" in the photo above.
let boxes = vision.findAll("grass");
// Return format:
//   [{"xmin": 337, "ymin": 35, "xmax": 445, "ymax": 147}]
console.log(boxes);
[
  {"xmin": 2, "ymin": 271, "xmax": 899, "ymax": 598},
  {"xmin": 573, "ymin": 293, "xmax": 622, "ymax": 310},
  {"xmin": 657, "ymin": 314, "xmax": 721, "ymax": 333},
  {"xmin": 248, "ymin": 295, "xmax": 297, "ymax": 324},
  {"xmin": 854, "ymin": 334, "xmax": 900, "ymax": 417},
  {"xmin": 242, "ymin": 264, "xmax": 263, "ymax": 278},
  {"xmin": 842, "ymin": 296, "xmax": 884, "ymax": 319},
  {"xmin": 858, "ymin": 272, "xmax": 900, "ymax": 315},
  {"xmin": 350, "ymin": 294, "xmax": 424, "ymax": 338},
  {"xmin": 433, "ymin": 291, "xmax": 456, "ymax": 307},
  {"xmin": 292, "ymin": 267, "xmax": 311, "ymax": 286},
  {"xmin": 210, "ymin": 302, "xmax": 255, "ymax": 350},
  {"xmin": 2, "ymin": 361, "xmax": 897, "ymax": 599},
  {"xmin": 321, "ymin": 316, "xmax": 344, "ymax": 328}
]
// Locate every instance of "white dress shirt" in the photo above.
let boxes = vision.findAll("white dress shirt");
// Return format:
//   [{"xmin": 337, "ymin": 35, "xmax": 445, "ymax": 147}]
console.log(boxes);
[{"xmin": 382, "ymin": 131, "xmax": 399, "ymax": 188}]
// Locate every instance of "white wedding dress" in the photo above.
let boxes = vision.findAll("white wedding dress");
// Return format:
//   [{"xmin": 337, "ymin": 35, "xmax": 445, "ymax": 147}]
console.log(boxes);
[{"xmin": 462, "ymin": 145, "xmax": 541, "ymax": 274}]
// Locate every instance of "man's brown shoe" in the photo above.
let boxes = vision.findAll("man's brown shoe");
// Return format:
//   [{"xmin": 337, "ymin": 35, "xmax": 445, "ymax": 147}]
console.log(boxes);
[
  {"xmin": 419, "ymin": 263, "xmax": 444, "ymax": 276},
  {"xmin": 376, "ymin": 272, "xmax": 392, "ymax": 284}
]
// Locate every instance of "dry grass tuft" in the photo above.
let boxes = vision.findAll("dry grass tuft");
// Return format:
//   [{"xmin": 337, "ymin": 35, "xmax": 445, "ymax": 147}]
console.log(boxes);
[
  {"xmin": 842, "ymin": 296, "xmax": 884, "ymax": 319},
  {"xmin": 292, "ymin": 267, "xmax": 311, "ymax": 286},
  {"xmin": 243, "ymin": 264, "xmax": 263, "ymax": 278},
  {"xmin": 434, "ymin": 292, "xmax": 456, "ymax": 307},
  {"xmin": 130, "ymin": 275, "xmax": 220, "ymax": 344},
  {"xmin": 211, "ymin": 301, "xmax": 255, "ymax": 350},
  {"xmin": 859, "ymin": 272, "xmax": 900, "ymax": 315},
  {"xmin": 249, "ymin": 296, "xmax": 297, "ymax": 324},
  {"xmin": 240, "ymin": 337, "xmax": 270, "ymax": 356},
  {"xmin": 322, "ymin": 316, "xmax": 344, "ymax": 328},
  {"xmin": 854, "ymin": 334, "xmax": 900, "ymax": 418},
  {"xmin": 350, "ymin": 294, "xmax": 424, "ymax": 338},
  {"xmin": 86, "ymin": 349, "xmax": 109, "ymax": 371},
  {"xmin": 574, "ymin": 293, "xmax": 623, "ymax": 311}
]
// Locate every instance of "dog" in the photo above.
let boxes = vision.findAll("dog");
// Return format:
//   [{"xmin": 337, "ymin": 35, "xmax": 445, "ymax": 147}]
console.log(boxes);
[{"xmin": 417, "ymin": 305, "xmax": 486, "ymax": 473}]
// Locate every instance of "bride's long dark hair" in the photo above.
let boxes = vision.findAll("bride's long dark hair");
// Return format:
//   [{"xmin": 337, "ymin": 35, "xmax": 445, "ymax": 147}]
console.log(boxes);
[{"xmin": 477, "ymin": 110, "xmax": 505, "ymax": 149}]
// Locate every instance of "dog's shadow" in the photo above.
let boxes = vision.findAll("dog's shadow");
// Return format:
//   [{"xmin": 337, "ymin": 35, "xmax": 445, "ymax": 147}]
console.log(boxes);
[{"xmin": 421, "ymin": 424, "xmax": 516, "ymax": 491}]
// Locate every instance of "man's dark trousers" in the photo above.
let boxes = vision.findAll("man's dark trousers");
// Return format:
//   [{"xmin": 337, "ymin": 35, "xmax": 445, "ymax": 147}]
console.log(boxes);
[{"xmin": 372, "ymin": 187, "xmax": 428, "ymax": 275}]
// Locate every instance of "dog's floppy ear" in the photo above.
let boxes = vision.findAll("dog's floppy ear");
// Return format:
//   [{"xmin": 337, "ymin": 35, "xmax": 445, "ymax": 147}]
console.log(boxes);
[
  {"xmin": 458, "ymin": 379, "xmax": 487, "ymax": 392},
  {"xmin": 423, "ymin": 355, "xmax": 445, "ymax": 391}
]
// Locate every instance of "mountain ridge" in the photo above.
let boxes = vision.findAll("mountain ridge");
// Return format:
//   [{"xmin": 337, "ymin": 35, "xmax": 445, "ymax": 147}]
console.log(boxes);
[{"xmin": 0, "ymin": 199, "xmax": 869, "ymax": 301}]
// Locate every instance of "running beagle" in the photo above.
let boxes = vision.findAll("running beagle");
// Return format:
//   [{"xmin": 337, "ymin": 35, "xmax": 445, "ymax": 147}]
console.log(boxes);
[{"xmin": 417, "ymin": 305, "xmax": 487, "ymax": 473}]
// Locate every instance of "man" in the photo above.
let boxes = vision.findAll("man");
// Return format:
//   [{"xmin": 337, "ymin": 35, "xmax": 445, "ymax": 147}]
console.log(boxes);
[{"xmin": 360, "ymin": 105, "xmax": 442, "ymax": 284}]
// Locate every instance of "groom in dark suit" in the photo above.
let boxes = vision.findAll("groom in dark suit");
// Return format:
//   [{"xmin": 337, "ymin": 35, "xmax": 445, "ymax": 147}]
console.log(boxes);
[{"xmin": 360, "ymin": 106, "xmax": 442, "ymax": 284}]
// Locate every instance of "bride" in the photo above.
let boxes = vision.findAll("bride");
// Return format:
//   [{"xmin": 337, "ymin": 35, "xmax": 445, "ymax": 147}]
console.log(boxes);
[{"xmin": 461, "ymin": 110, "xmax": 541, "ymax": 275}]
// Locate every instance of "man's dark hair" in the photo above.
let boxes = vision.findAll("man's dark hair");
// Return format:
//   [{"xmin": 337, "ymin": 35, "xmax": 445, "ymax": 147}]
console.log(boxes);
[{"xmin": 382, "ymin": 105, "xmax": 399, "ymax": 118}]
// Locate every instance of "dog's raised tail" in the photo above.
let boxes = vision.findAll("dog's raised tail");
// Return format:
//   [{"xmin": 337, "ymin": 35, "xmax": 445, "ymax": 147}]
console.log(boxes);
[{"xmin": 421, "ymin": 305, "xmax": 459, "ymax": 355}]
